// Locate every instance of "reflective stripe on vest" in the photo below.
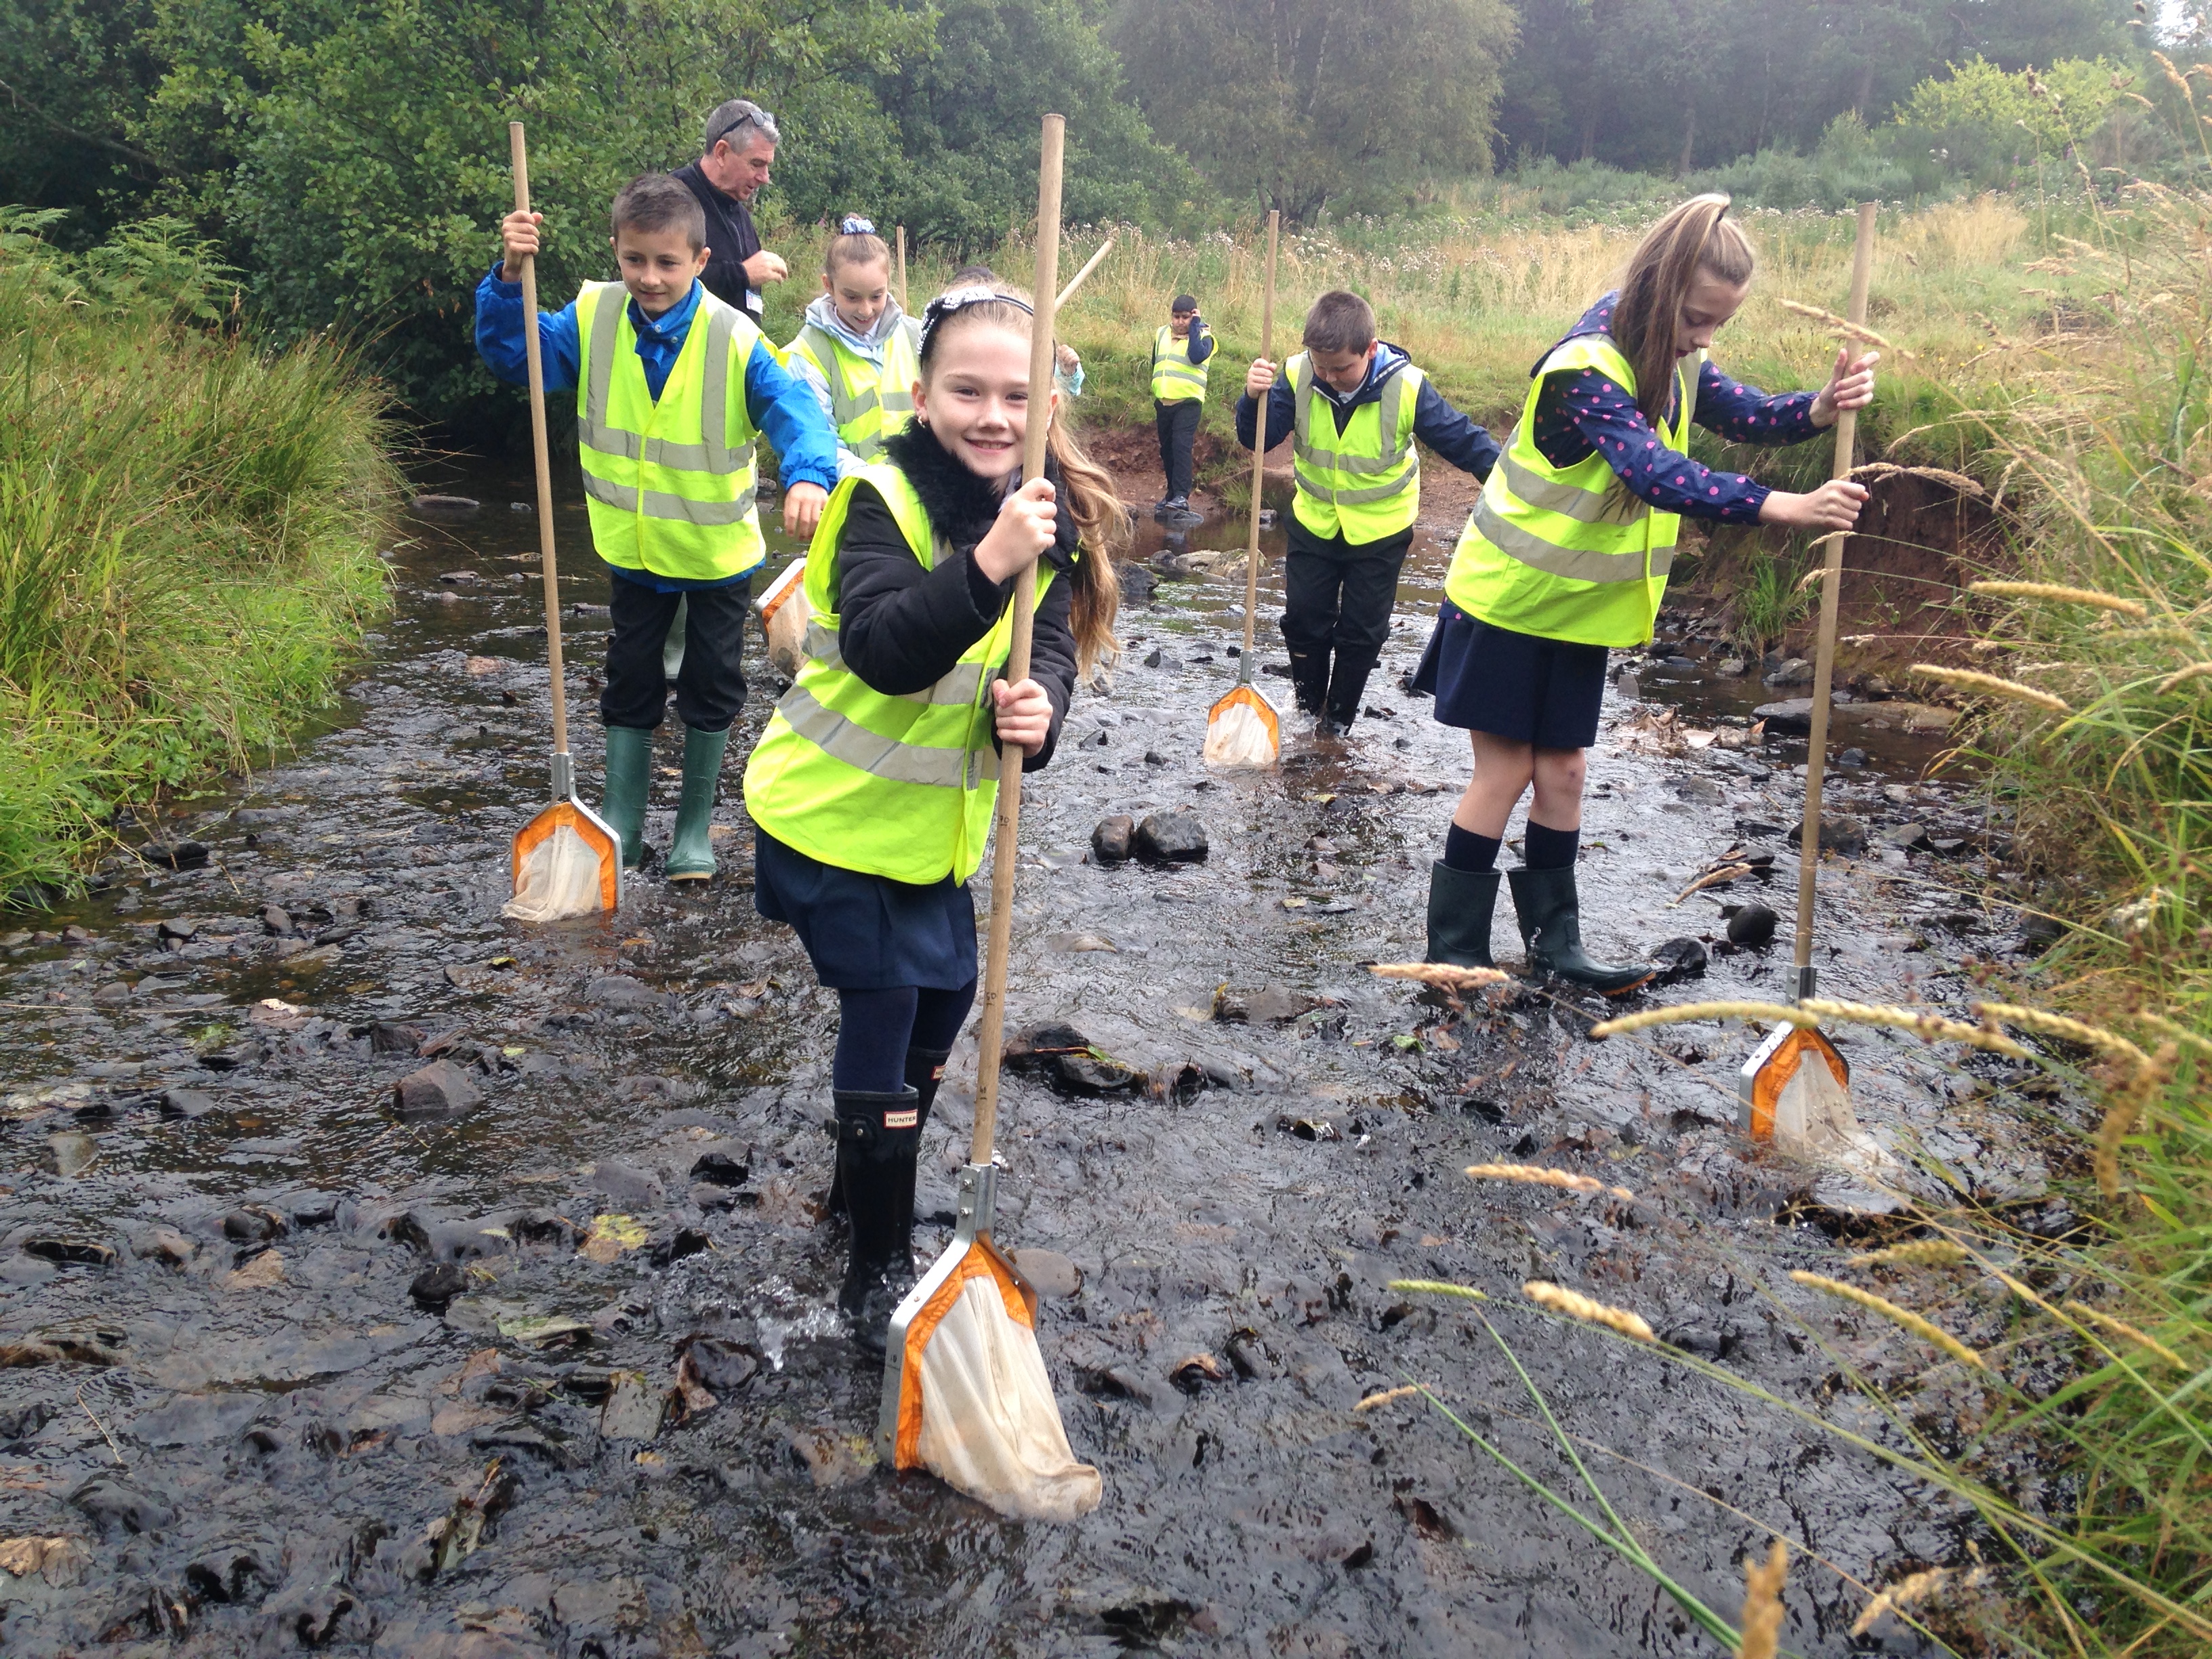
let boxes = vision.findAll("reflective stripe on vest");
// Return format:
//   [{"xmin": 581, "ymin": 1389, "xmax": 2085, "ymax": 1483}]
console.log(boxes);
[
  {"xmin": 740, "ymin": 462, "xmax": 1058, "ymax": 886},
  {"xmin": 575, "ymin": 282, "xmax": 764, "ymax": 581},
  {"xmin": 1441, "ymin": 337, "xmax": 1699, "ymax": 649},
  {"xmin": 789, "ymin": 316, "xmax": 921, "ymax": 462},
  {"xmin": 1288, "ymin": 353, "xmax": 1423, "ymax": 541},
  {"xmin": 1151, "ymin": 325, "xmax": 1210, "ymax": 403}
]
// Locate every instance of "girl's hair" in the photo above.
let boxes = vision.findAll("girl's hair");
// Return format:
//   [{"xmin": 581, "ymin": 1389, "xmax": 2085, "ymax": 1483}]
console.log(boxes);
[
  {"xmin": 918, "ymin": 287, "xmax": 1124, "ymax": 678},
  {"xmin": 1607, "ymin": 194, "xmax": 1756, "ymax": 424},
  {"xmin": 825, "ymin": 213, "xmax": 890, "ymax": 280}
]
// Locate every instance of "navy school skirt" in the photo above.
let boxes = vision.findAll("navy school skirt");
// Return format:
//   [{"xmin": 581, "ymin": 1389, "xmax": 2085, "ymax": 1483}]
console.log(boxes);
[
  {"xmin": 753, "ymin": 830, "xmax": 979, "ymax": 991},
  {"xmin": 1410, "ymin": 602, "xmax": 1610, "ymax": 751}
]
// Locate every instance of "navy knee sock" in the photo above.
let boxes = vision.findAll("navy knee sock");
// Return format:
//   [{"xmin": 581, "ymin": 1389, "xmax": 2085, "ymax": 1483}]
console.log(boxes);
[
  {"xmin": 834, "ymin": 987, "xmax": 919, "ymax": 1094},
  {"xmin": 1443, "ymin": 823, "xmax": 1501, "ymax": 873},
  {"xmin": 1523, "ymin": 821, "xmax": 1581, "ymax": 871}
]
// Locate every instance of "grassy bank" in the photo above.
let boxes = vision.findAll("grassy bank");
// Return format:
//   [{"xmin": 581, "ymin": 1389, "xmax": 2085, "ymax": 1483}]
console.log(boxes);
[{"xmin": 0, "ymin": 209, "xmax": 396, "ymax": 902}]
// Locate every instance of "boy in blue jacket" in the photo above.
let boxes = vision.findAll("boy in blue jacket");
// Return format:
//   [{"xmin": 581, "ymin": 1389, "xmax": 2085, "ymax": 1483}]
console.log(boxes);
[
  {"xmin": 476, "ymin": 173, "xmax": 838, "ymax": 882},
  {"xmin": 1237, "ymin": 289, "xmax": 1500, "ymax": 734}
]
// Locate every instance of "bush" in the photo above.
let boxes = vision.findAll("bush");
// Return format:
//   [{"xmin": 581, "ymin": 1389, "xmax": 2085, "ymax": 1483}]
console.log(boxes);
[{"xmin": 0, "ymin": 207, "xmax": 395, "ymax": 900}]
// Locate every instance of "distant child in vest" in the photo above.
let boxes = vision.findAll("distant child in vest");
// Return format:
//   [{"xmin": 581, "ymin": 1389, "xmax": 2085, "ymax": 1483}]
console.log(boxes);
[
  {"xmin": 1151, "ymin": 294, "xmax": 1214, "ymax": 518},
  {"xmin": 1416, "ymin": 194, "xmax": 1875, "ymax": 993},
  {"xmin": 783, "ymin": 216, "xmax": 926, "ymax": 478},
  {"xmin": 477, "ymin": 174, "xmax": 838, "ymax": 882},
  {"xmin": 742, "ymin": 285, "xmax": 1122, "ymax": 1353},
  {"xmin": 1237, "ymin": 290, "xmax": 1500, "ymax": 735}
]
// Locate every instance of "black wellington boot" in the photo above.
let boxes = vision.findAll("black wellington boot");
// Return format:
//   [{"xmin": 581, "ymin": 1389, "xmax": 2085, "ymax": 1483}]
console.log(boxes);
[
  {"xmin": 1321, "ymin": 651, "xmax": 1378, "ymax": 735},
  {"xmin": 1287, "ymin": 649, "xmax": 1330, "ymax": 719},
  {"xmin": 1507, "ymin": 864, "xmax": 1656, "ymax": 997},
  {"xmin": 832, "ymin": 1088, "xmax": 922, "ymax": 1359},
  {"xmin": 903, "ymin": 1045, "xmax": 952, "ymax": 1133},
  {"xmin": 1425, "ymin": 862, "xmax": 1500, "ymax": 970}
]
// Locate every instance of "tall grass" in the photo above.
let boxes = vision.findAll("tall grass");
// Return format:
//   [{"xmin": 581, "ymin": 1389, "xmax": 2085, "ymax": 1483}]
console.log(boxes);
[
  {"xmin": 0, "ymin": 208, "xmax": 396, "ymax": 901},
  {"xmin": 763, "ymin": 193, "xmax": 2075, "ymax": 499}
]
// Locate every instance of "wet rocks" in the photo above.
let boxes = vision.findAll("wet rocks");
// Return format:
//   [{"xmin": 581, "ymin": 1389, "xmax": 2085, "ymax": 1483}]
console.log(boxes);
[
  {"xmin": 1004, "ymin": 1022, "xmax": 1138, "ymax": 1094},
  {"xmin": 1010, "ymin": 1248, "xmax": 1080, "ymax": 1298},
  {"xmin": 1213, "ymin": 985, "xmax": 1322, "ymax": 1024},
  {"xmin": 591, "ymin": 1159, "xmax": 664, "ymax": 1210},
  {"xmin": 675, "ymin": 1334, "xmax": 759, "ymax": 1399},
  {"xmin": 586, "ymin": 974, "xmax": 658, "ymax": 1011},
  {"xmin": 598, "ymin": 1371, "xmax": 664, "ymax": 1442},
  {"xmin": 222, "ymin": 1206, "xmax": 287, "ymax": 1243},
  {"xmin": 1650, "ymin": 937, "xmax": 1708, "ymax": 984},
  {"xmin": 689, "ymin": 1151, "xmax": 748, "ymax": 1187},
  {"xmin": 1726, "ymin": 903, "xmax": 1780, "ymax": 948},
  {"xmin": 411, "ymin": 1263, "xmax": 468, "ymax": 1312},
  {"xmin": 159, "ymin": 1087, "xmax": 219, "ymax": 1120},
  {"xmin": 47, "ymin": 1130, "xmax": 99, "ymax": 1177},
  {"xmin": 1090, "ymin": 815, "xmax": 1134, "ymax": 864},
  {"xmin": 1134, "ymin": 811, "xmax": 1208, "ymax": 864},
  {"xmin": 225, "ymin": 1248, "xmax": 285, "ymax": 1290},
  {"xmin": 393, "ymin": 1059, "xmax": 483, "ymax": 1119},
  {"xmin": 1115, "ymin": 560, "xmax": 1158, "ymax": 604},
  {"xmin": 22, "ymin": 1237, "xmax": 116, "ymax": 1269},
  {"xmin": 410, "ymin": 494, "xmax": 480, "ymax": 516},
  {"xmin": 787, "ymin": 1425, "xmax": 876, "ymax": 1488},
  {"xmin": 1762, "ymin": 657, "xmax": 1812, "ymax": 687},
  {"xmin": 262, "ymin": 903, "xmax": 297, "ymax": 936},
  {"xmin": 139, "ymin": 838, "xmax": 209, "ymax": 869},
  {"xmin": 1818, "ymin": 815, "xmax": 1868, "ymax": 857},
  {"xmin": 1837, "ymin": 746, "xmax": 1868, "ymax": 767},
  {"xmin": 1877, "ymin": 821, "xmax": 1933, "ymax": 852},
  {"xmin": 1170, "ymin": 1352, "xmax": 1232, "ymax": 1393},
  {"xmin": 69, "ymin": 1475, "xmax": 175, "ymax": 1538}
]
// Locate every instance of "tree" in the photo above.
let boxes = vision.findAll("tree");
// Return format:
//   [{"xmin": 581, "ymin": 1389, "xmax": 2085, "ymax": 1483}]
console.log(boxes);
[
  {"xmin": 1111, "ymin": 0, "xmax": 1518, "ymax": 223},
  {"xmin": 826, "ymin": 0, "xmax": 1195, "ymax": 249}
]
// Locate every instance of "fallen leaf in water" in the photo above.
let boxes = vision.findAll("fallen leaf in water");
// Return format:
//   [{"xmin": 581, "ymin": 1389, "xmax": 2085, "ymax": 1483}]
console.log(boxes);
[
  {"xmin": 579, "ymin": 1214, "xmax": 648, "ymax": 1263},
  {"xmin": 225, "ymin": 1249, "xmax": 285, "ymax": 1290}
]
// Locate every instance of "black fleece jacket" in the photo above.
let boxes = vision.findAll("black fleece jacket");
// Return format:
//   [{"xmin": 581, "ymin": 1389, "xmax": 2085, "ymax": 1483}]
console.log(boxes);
[{"xmin": 831, "ymin": 424, "xmax": 1080, "ymax": 771}]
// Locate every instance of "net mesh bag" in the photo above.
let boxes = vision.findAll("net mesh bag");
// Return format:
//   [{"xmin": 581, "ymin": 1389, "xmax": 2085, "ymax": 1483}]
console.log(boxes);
[
  {"xmin": 1203, "ymin": 688, "xmax": 1280, "ymax": 769},
  {"xmin": 758, "ymin": 560, "xmax": 813, "ymax": 682},
  {"xmin": 893, "ymin": 1242, "xmax": 1101, "ymax": 1521},
  {"xmin": 504, "ymin": 813, "xmax": 615, "ymax": 922}
]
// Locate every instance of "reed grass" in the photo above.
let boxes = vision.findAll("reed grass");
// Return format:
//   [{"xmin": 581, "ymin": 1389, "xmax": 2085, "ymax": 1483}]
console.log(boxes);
[{"xmin": 0, "ymin": 209, "xmax": 394, "ymax": 899}]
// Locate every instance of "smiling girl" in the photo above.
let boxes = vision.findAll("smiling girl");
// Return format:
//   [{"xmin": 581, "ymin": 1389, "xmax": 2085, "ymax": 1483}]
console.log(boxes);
[
  {"xmin": 743, "ymin": 285, "xmax": 1120, "ymax": 1353},
  {"xmin": 783, "ymin": 216, "xmax": 926, "ymax": 476},
  {"xmin": 1416, "ymin": 194, "xmax": 1876, "ymax": 993}
]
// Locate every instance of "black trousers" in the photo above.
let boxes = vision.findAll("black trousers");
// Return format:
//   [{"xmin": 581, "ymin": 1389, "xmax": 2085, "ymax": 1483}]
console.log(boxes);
[
  {"xmin": 1154, "ymin": 398, "xmax": 1202, "ymax": 499},
  {"xmin": 1281, "ymin": 521, "xmax": 1413, "ymax": 670},
  {"xmin": 600, "ymin": 573, "xmax": 751, "ymax": 733}
]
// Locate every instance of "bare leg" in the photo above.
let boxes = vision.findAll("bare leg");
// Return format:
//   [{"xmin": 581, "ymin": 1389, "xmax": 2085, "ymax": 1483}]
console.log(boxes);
[
  {"xmin": 1528, "ymin": 746, "xmax": 1589, "ymax": 832},
  {"xmin": 1453, "ymin": 730, "xmax": 1535, "ymax": 838}
]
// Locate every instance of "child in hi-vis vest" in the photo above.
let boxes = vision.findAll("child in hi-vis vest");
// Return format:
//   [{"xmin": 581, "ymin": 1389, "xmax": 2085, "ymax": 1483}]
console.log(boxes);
[
  {"xmin": 476, "ymin": 173, "xmax": 837, "ymax": 882},
  {"xmin": 1149, "ymin": 293, "xmax": 1213, "ymax": 518},
  {"xmin": 1416, "ymin": 194, "xmax": 1875, "ymax": 993},
  {"xmin": 743, "ymin": 285, "xmax": 1122, "ymax": 1354},
  {"xmin": 782, "ymin": 216, "xmax": 926, "ymax": 478}
]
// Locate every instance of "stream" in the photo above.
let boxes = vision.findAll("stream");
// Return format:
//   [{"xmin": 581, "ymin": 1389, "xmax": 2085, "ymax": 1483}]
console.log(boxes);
[{"xmin": 0, "ymin": 466, "xmax": 2079, "ymax": 1657}]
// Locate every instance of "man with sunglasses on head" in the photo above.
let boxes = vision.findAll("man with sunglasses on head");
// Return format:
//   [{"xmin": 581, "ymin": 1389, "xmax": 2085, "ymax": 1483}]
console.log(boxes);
[{"xmin": 674, "ymin": 99, "xmax": 788, "ymax": 323}]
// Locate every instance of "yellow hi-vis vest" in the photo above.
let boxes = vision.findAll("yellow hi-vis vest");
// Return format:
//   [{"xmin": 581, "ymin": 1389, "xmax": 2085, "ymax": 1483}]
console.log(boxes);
[
  {"xmin": 741, "ymin": 464, "xmax": 1059, "ymax": 886},
  {"xmin": 1444, "ymin": 334, "xmax": 1699, "ymax": 649},
  {"xmin": 784, "ymin": 315, "xmax": 922, "ymax": 462},
  {"xmin": 575, "ymin": 281, "xmax": 766, "ymax": 582},
  {"xmin": 1289, "ymin": 352, "xmax": 1425, "ymax": 544},
  {"xmin": 1150, "ymin": 324, "xmax": 1211, "ymax": 403}
]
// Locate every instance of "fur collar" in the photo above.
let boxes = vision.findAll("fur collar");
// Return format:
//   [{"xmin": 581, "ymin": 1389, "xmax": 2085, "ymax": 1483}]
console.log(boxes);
[{"xmin": 883, "ymin": 424, "xmax": 1078, "ymax": 570}]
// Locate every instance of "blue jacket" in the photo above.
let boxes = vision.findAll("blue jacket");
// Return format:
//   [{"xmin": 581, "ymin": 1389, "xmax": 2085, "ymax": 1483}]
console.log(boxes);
[
  {"xmin": 474, "ymin": 264, "xmax": 838, "ymax": 492},
  {"xmin": 1233, "ymin": 341, "xmax": 1498, "ymax": 480}
]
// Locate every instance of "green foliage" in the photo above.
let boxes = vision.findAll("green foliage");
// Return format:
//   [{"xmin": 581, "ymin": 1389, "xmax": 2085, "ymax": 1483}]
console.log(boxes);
[
  {"xmin": 847, "ymin": 0, "xmax": 1196, "ymax": 247},
  {"xmin": 1493, "ymin": 0, "xmax": 2135, "ymax": 178},
  {"xmin": 0, "ymin": 207, "xmax": 394, "ymax": 900},
  {"xmin": 1111, "ymin": 0, "xmax": 1518, "ymax": 224}
]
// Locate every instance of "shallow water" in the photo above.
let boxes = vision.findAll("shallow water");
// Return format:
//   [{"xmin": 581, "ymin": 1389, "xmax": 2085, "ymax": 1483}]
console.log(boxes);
[{"xmin": 0, "ymin": 468, "xmax": 2071, "ymax": 1656}]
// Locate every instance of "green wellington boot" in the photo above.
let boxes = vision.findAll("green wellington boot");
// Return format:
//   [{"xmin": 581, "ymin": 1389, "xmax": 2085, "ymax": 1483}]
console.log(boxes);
[
  {"xmin": 1425, "ymin": 862, "xmax": 1501, "ymax": 969},
  {"xmin": 665, "ymin": 724, "xmax": 730, "ymax": 882},
  {"xmin": 1507, "ymin": 864, "xmax": 1656, "ymax": 997},
  {"xmin": 600, "ymin": 725, "xmax": 653, "ymax": 870}
]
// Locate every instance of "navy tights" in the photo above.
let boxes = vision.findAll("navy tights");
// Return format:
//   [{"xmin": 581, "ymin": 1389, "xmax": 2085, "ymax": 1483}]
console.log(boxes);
[{"xmin": 834, "ymin": 983, "xmax": 977, "ymax": 1094}]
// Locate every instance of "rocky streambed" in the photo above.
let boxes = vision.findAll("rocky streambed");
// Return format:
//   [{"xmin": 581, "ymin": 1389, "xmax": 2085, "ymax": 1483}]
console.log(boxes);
[{"xmin": 0, "ymin": 472, "xmax": 2083, "ymax": 1656}]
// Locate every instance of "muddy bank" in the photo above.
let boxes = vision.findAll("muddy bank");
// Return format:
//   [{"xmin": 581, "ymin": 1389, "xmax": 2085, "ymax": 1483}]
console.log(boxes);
[{"xmin": 0, "ymin": 468, "xmax": 2074, "ymax": 1656}]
